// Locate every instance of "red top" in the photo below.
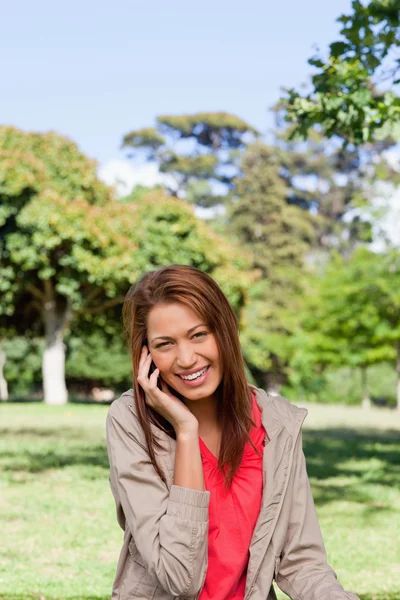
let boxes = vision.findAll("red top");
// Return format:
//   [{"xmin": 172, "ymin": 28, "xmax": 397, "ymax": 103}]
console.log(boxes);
[{"xmin": 198, "ymin": 392, "xmax": 266, "ymax": 600}]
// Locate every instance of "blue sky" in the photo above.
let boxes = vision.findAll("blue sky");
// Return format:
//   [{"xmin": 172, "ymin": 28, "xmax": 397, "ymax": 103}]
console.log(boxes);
[{"xmin": 2, "ymin": 0, "xmax": 352, "ymax": 169}]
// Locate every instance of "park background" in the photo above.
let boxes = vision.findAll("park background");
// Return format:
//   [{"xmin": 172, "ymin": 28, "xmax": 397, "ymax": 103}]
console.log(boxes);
[{"xmin": 1, "ymin": 1, "xmax": 400, "ymax": 599}]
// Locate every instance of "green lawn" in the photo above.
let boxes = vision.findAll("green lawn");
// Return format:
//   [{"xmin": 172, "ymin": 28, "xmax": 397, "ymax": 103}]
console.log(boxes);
[{"xmin": 0, "ymin": 401, "xmax": 399, "ymax": 600}]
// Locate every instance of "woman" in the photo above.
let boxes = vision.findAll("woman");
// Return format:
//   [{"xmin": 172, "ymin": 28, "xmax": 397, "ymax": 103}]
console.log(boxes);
[{"xmin": 106, "ymin": 264, "xmax": 359, "ymax": 600}]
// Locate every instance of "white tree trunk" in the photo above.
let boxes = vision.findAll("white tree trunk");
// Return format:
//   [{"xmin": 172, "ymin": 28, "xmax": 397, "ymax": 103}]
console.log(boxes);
[
  {"xmin": 42, "ymin": 296, "xmax": 71, "ymax": 406},
  {"xmin": 264, "ymin": 373, "xmax": 283, "ymax": 396},
  {"xmin": 361, "ymin": 367, "xmax": 371, "ymax": 409},
  {"xmin": 0, "ymin": 346, "xmax": 8, "ymax": 401}
]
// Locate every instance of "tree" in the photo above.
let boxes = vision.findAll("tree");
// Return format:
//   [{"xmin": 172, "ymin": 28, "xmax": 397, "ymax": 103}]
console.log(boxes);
[
  {"xmin": 122, "ymin": 112, "xmax": 258, "ymax": 206},
  {"xmin": 271, "ymin": 125, "xmax": 392, "ymax": 256},
  {"xmin": 0, "ymin": 126, "xmax": 112, "ymax": 404},
  {"xmin": 229, "ymin": 142, "xmax": 315, "ymax": 275},
  {"xmin": 1, "ymin": 126, "xmax": 254, "ymax": 404},
  {"xmin": 228, "ymin": 142, "xmax": 315, "ymax": 391},
  {"xmin": 292, "ymin": 247, "xmax": 400, "ymax": 409},
  {"xmin": 282, "ymin": 0, "xmax": 400, "ymax": 144}
]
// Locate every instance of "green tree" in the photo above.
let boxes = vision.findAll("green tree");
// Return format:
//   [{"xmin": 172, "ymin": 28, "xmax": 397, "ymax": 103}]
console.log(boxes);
[
  {"xmin": 228, "ymin": 142, "xmax": 315, "ymax": 391},
  {"xmin": 1, "ymin": 126, "xmax": 253, "ymax": 405},
  {"xmin": 122, "ymin": 112, "xmax": 258, "ymax": 206},
  {"xmin": 292, "ymin": 247, "xmax": 400, "ymax": 409},
  {"xmin": 272, "ymin": 127, "xmax": 387, "ymax": 256},
  {"xmin": 282, "ymin": 0, "xmax": 400, "ymax": 144}
]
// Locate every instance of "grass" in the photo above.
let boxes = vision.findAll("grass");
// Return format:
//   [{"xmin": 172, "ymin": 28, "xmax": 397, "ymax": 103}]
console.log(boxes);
[{"xmin": 0, "ymin": 401, "xmax": 399, "ymax": 600}]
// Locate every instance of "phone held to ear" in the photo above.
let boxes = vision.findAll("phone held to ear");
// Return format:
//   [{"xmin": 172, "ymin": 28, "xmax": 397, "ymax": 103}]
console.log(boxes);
[
  {"xmin": 149, "ymin": 358, "xmax": 163, "ymax": 391},
  {"xmin": 143, "ymin": 340, "xmax": 162, "ymax": 391}
]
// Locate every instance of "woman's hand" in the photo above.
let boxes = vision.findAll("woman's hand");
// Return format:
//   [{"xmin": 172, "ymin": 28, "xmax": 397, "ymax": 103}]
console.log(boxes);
[{"xmin": 137, "ymin": 346, "xmax": 198, "ymax": 435}]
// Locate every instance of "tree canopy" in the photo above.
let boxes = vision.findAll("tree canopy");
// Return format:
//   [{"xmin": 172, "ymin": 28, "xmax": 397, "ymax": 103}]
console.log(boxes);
[
  {"xmin": 291, "ymin": 247, "xmax": 400, "ymax": 408},
  {"xmin": 1, "ymin": 126, "xmax": 255, "ymax": 404},
  {"xmin": 122, "ymin": 112, "xmax": 258, "ymax": 206},
  {"xmin": 282, "ymin": 0, "xmax": 400, "ymax": 144}
]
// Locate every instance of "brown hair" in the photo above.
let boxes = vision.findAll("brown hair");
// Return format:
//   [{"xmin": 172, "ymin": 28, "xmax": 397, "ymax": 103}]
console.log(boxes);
[{"xmin": 122, "ymin": 264, "xmax": 257, "ymax": 488}]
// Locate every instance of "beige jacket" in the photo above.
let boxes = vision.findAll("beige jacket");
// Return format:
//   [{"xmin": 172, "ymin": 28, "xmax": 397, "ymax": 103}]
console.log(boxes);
[{"xmin": 106, "ymin": 386, "xmax": 360, "ymax": 600}]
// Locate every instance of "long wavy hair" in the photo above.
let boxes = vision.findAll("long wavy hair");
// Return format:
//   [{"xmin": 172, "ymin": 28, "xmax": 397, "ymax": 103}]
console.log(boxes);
[{"xmin": 122, "ymin": 264, "xmax": 257, "ymax": 488}]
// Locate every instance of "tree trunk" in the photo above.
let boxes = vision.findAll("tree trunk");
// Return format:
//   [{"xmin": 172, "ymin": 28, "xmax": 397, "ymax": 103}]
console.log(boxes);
[
  {"xmin": 361, "ymin": 367, "xmax": 371, "ymax": 409},
  {"xmin": 264, "ymin": 372, "xmax": 284, "ymax": 396},
  {"xmin": 0, "ymin": 346, "xmax": 8, "ymax": 401},
  {"xmin": 42, "ymin": 289, "xmax": 72, "ymax": 406}
]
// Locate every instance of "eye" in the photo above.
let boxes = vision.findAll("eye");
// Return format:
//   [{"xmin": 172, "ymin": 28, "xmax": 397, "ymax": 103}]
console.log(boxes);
[
  {"xmin": 156, "ymin": 341, "xmax": 171, "ymax": 348},
  {"xmin": 193, "ymin": 331, "xmax": 208, "ymax": 339}
]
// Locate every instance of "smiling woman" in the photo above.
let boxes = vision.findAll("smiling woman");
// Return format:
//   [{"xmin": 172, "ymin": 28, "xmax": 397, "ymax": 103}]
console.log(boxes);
[{"xmin": 105, "ymin": 264, "xmax": 360, "ymax": 600}]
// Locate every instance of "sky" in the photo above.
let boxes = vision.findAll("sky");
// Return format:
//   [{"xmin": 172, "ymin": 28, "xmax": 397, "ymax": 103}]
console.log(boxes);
[{"xmin": 2, "ymin": 0, "xmax": 353, "ymax": 176}]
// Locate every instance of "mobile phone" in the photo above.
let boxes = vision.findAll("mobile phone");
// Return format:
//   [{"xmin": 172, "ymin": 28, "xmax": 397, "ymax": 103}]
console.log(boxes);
[
  {"xmin": 149, "ymin": 359, "xmax": 163, "ymax": 391},
  {"xmin": 143, "ymin": 340, "xmax": 162, "ymax": 390}
]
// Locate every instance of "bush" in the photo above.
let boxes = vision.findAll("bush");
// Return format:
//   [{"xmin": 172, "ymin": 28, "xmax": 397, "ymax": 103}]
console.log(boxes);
[{"xmin": 282, "ymin": 362, "xmax": 397, "ymax": 407}]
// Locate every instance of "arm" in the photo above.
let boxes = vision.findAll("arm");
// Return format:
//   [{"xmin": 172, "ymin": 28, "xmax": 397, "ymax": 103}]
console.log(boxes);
[
  {"xmin": 106, "ymin": 401, "xmax": 210, "ymax": 597},
  {"xmin": 275, "ymin": 432, "xmax": 359, "ymax": 600},
  {"xmin": 174, "ymin": 428, "xmax": 206, "ymax": 490}
]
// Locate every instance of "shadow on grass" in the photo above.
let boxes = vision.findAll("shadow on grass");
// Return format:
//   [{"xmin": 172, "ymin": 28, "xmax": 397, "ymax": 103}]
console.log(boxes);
[
  {"xmin": 303, "ymin": 428, "xmax": 400, "ymax": 507},
  {"xmin": 0, "ymin": 427, "xmax": 87, "ymax": 439},
  {"xmin": 1, "ymin": 424, "xmax": 399, "ymax": 508},
  {"xmin": 1, "ymin": 444, "xmax": 109, "ymax": 472}
]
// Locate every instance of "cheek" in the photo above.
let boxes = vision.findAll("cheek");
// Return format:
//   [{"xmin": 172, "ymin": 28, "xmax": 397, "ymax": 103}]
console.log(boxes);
[
  {"xmin": 209, "ymin": 339, "xmax": 220, "ymax": 363},
  {"xmin": 152, "ymin": 353, "xmax": 173, "ymax": 375}
]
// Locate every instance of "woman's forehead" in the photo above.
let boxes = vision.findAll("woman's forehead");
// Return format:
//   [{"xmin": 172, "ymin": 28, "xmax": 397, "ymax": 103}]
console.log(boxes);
[{"xmin": 147, "ymin": 302, "xmax": 206, "ymax": 334}]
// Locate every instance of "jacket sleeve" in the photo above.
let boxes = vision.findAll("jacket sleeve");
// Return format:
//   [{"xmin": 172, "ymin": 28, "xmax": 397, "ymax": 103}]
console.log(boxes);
[
  {"xmin": 106, "ymin": 400, "xmax": 210, "ymax": 597},
  {"xmin": 275, "ymin": 431, "xmax": 360, "ymax": 600}
]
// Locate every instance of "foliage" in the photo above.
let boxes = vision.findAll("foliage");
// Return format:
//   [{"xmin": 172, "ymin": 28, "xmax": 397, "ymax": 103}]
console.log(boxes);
[
  {"xmin": 282, "ymin": 362, "xmax": 398, "ymax": 407},
  {"xmin": 227, "ymin": 142, "xmax": 315, "ymax": 388},
  {"xmin": 282, "ymin": 0, "xmax": 400, "ymax": 144},
  {"xmin": 229, "ymin": 142, "xmax": 315, "ymax": 275},
  {"xmin": 289, "ymin": 247, "xmax": 400, "ymax": 406},
  {"xmin": 2, "ymin": 337, "xmax": 43, "ymax": 395},
  {"xmin": 122, "ymin": 112, "xmax": 258, "ymax": 205},
  {"xmin": 0, "ymin": 126, "xmax": 255, "ymax": 402},
  {"xmin": 270, "ymin": 123, "xmax": 398, "ymax": 255},
  {"xmin": 1, "ymin": 331, "xmax": 133, "ymax": 397},
  {"xmin": 0, "ymin": 126, "xmax": 254, "ymax": 320},
  {"xmin": 118, "ymin": 184, "xmax": 163, "ymax": 203}
]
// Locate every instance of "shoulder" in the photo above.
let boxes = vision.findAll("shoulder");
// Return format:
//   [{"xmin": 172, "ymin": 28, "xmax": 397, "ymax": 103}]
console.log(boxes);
[
  {"xmin": 106, "ymin": 389, "xmax": 144, "ymax": 441},
  {"xmin": 107, "ymin": 388, "xmax": 135, "ymax": 420},
  {"xmin": 250, "ymin": 385, "xmax": 308, "ymax": 435}
]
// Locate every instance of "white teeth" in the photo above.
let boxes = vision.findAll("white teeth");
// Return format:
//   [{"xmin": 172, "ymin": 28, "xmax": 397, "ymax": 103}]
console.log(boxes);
[{"xmin": 180, "ymin": 366, "xmax": 208, "ymax": 381}]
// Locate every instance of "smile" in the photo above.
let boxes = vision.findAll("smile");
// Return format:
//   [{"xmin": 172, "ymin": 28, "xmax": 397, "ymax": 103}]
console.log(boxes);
[{"xmin": 178, "ymin": 366, "xmax": 210, "ymax": 381}]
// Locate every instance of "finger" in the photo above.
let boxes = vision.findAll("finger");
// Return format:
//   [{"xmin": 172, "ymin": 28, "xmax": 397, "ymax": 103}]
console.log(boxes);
[
  {"xmin": 138, "ymin": 346, "xmax": 150, "ymax": 367},
  {"xmin": 148, "ymin": 367, "xmax": 160, "ymax": 389},
  {"xmin": 160, "ymin": 378, "xmax": 169, "ymax": 394},
  {"xmin": 137, "ymin": 352, "xmax": 153, "ymax": 381}
]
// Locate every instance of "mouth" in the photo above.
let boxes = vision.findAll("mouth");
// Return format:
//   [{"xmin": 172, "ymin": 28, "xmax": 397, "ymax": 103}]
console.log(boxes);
[{"xmin": 175, "ymin": 365, "xmax": 211, "ymax": 387}]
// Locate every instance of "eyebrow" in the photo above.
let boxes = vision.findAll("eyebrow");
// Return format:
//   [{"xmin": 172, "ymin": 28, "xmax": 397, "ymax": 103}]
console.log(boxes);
[{"xmin": 150, "ymin": 323, "xmax": 208, "ymax": 344}]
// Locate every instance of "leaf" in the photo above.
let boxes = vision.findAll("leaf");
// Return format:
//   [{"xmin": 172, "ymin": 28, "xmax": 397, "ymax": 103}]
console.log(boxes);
[{"xmin": 330, "ymin": 41, "xmax": 350, "ymax": 57}]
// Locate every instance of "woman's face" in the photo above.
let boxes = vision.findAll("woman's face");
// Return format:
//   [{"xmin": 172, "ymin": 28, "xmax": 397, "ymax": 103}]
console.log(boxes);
[{"xmin": 147, "ymin": 302, "xmax": 222, "ymax": 403}]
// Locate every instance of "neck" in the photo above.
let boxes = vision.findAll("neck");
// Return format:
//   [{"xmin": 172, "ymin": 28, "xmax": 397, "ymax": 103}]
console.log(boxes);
[{"xmin": 184, "ymin": 394, "xmax": 220, "ymax": 434}]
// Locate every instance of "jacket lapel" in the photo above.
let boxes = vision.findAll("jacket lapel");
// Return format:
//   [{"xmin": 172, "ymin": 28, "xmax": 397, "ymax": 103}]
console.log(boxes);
[{"xmin": 244, "ymin": 389, "xmax": 306, "ymax": 599}]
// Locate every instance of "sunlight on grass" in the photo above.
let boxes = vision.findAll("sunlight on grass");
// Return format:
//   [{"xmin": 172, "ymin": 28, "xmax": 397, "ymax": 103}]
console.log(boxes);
[{"xmin": 1, "ymin": 401, "xmax": 399, "ymax": 600}]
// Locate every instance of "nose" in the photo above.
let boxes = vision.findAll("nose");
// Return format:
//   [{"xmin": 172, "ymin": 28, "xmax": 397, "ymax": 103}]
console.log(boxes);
[{"xmin": 176, "ymin": 342, "xmax": 196, "ymax": 368}]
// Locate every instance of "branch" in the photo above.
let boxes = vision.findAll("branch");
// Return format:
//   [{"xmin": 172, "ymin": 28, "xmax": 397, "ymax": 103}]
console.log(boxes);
[
  {"xmin": 25, "ymin": 283, "xmax": 45, "ymax": 301},
  {"xmin": 43, "ymin": 278, "xmax": 54, "ymax": 301},
  {"xmin": 82, "ymin": 287, "xmax": 103, "ymax": 307},
  {"xmin": 77, "ymin": 295, "xmax": 125, "ymax": 316}
]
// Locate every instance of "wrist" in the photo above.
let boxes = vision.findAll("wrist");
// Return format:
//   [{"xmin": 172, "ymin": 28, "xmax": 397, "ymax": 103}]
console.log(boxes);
[{"xmin": 175, "ymin": 424, "xmax": 199, "ymax": 439}]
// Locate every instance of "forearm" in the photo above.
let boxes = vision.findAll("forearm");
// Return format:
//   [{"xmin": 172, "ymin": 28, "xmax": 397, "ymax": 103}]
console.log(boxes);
[
  {"xmin": 173, "ymin": 428, "xmax": 205, "ymax": 491},
  {"xmin": 107, "ymin": 406, "xmax": 210, "ymax": 597}
]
